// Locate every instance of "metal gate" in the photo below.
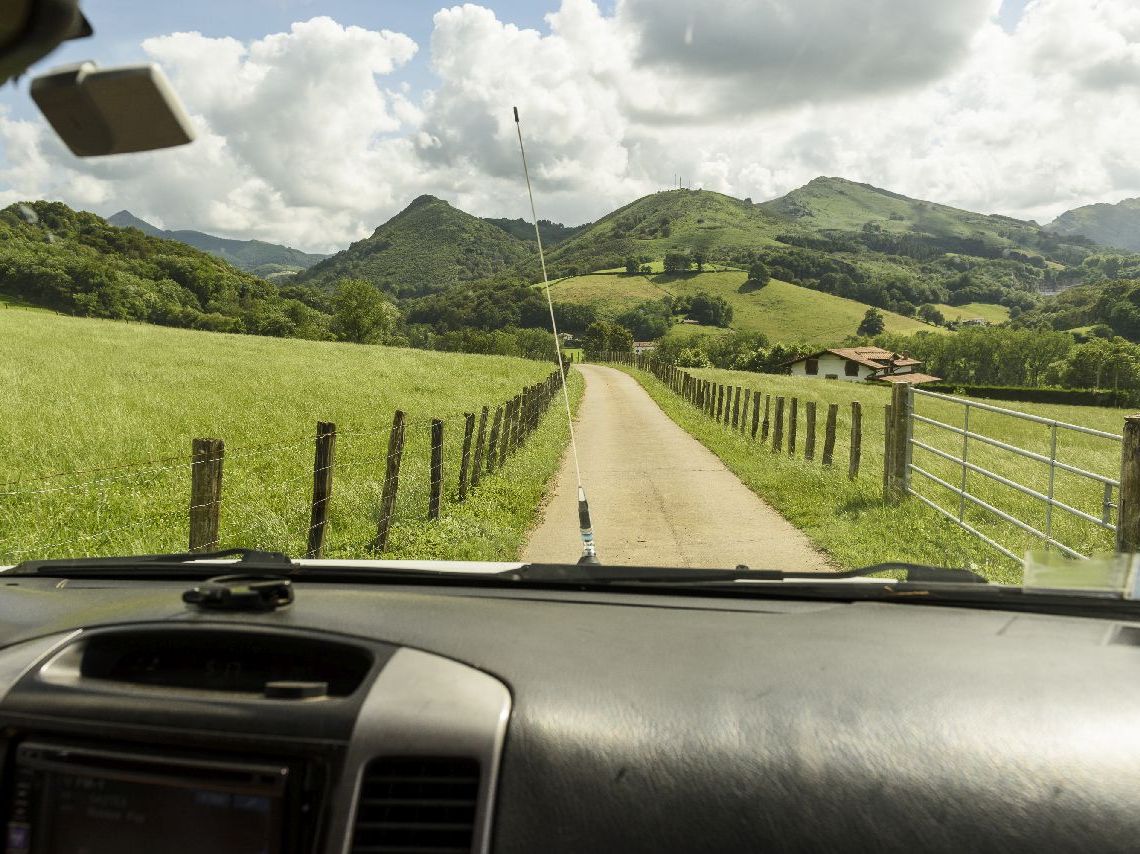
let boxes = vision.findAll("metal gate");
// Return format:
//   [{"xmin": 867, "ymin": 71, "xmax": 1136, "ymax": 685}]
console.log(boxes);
[{"xmin": 903, "ymin": 387, "xmax": 1122, "ymax": 563}]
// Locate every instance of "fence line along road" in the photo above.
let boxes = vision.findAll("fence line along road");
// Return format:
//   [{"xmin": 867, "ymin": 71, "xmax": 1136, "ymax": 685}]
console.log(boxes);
[
  {"xmin": 597, "ymin": 352, "xmax": 865, "ymax": 481},
  {"xmin": 599, "ymin": 351, "xmax": 1140, "ymax": 565}
]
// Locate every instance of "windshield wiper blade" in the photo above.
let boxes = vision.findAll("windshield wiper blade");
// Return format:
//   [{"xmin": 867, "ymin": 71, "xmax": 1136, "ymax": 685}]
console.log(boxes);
[
  {"xmin": 6, "ymin": 552, "xmax": 987, "ymax": 587},
  {"xmin": 513, "ymin": 562, "xmax": 988, "ymax": 585},
  {"xmin": 10, "ymin": 547, "xmax": 296, "ymax": 575}
]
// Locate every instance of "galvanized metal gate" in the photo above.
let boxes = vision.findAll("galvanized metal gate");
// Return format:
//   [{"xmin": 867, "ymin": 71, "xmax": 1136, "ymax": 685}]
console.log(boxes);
[{"xmin": 901, "ymin": 387, "xmax": 1122, "ymax": 563}]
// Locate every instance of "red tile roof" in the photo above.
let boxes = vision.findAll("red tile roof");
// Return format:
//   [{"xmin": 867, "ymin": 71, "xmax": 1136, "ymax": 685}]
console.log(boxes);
[
  {"xmin": 824, "ymin": 347, "xmax": 922, "ymax": 369},
  {"xmin": 873, "ymin": 372, "xmax": 942, "ymax": 384},
  {"xmin": 780, "ymin": 347, "xmax": 923, "ymax": 371}
]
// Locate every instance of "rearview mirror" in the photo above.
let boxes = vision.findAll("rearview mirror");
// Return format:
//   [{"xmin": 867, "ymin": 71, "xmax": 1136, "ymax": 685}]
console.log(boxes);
[{"xmin": 30, "ymin": 62, "xmax": 195, "ymax": 156}]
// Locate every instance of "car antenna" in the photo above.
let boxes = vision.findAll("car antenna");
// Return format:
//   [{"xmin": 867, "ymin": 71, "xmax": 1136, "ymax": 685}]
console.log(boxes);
[{"xmin": 513, "ymin": 106, "xmax": 598, "ymax": 565}]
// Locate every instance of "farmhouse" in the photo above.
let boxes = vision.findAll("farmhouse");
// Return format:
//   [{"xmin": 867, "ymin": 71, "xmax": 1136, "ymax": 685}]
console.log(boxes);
[{"xmin": 783, "ymin": 347, "xmax": 941, "ymax": 384}]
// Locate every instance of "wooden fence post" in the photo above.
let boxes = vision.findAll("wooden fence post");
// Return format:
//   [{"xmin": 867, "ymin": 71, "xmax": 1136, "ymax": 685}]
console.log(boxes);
[
  {"xmin": 716, "ymin": 385, "xmax": 725, "ymax": 421},
  {"xmin": 741, "ymin": 389, "xmax": 751, "ymax": 433},
  {"xmin": 499, "ymin": 398, "xmax": 516, "ymax": 465},
  {"xmin": 762, "ymin": 395, "xmax": 771, "ymax": 442},
  {"xmin": 886, "ymin": 384, "xmax": 910, "ymax": 498},
  {"xmin": 773, "ymin": 397, "xmax": 785, "ymax": 452},
  {"xmin": 732, "ymin": 387, "xmax": 741, "ymax": 429},
  {"xmin": 374, "ymin": 410, "xmax": 405, "ymax": 552},
  {"xmin": 486, "ymin": 406, "xmax": 504, "ymax": 475},
  {"xmin": 883, "ymin": 404, "xmax": 893, "ymax": 499},
  {"xmin": 823, "ymin": 403, "xmax": 838, "ymax": 466},
  {"xmin": 471, "ymin": 406, "xmax": 489, "ymax": 488},
  {"xmin": 849, "ymin": 401, "xmax": 863, "ymax": 480},
  {"xmin": 429, "ymin": 419, "xmax": 443, "ymax": 521},
  {"xmin": 1119, "ymin": 415, "xmax": 1140, "ymax": 552},
  {"xmin": 306, "ymin": 422, "xmax": 336, "ymax": 559},
  {"xmin": 189, "ymin": 438, "xmax": 224, "ymax": 552},
  {"xmin": 751, "ymin": 392, "xmax": 761, "ymax": 439},
  {"xmin": 805, "ymin": 403, "xmax": 817, "ymax": 461},
  {"xmin": 458, "ymin": 412, "xmax": 475, "ymax": 501},
  {"xmin": 788, "ymin": 398, "xmax": 798, "ymax": 456}
]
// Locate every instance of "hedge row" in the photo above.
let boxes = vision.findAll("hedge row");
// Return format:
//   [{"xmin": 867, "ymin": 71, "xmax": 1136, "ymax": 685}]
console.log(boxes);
[{"xmin": 921, "ymin": 383, "xmax": 1139, "ymax": 408}]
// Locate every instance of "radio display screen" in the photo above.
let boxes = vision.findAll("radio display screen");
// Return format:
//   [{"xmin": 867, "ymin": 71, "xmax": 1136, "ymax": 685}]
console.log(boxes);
[{"xmin": 6, "ymin": 742, "xmax": 289, "ymax": 854}]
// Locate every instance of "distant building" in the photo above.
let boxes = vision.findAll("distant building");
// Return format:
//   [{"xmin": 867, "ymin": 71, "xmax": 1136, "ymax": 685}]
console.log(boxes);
[
  {"xmin": 634, "ymin": 341, "xmax": 657, "ymax": 354},
  {"xmin": 781, "ymin": 347, "xmax": 940, "ymax": 385}
]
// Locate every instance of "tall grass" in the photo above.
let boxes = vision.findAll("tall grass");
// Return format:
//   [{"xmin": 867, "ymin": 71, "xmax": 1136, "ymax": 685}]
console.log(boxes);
[
  {"xmin": 619, "ymin": 365, "xmax": 1131, "ymax": 582},
  {"xmin": 0, "ymin": 312, "xmax": 580, "ymax": 563}
]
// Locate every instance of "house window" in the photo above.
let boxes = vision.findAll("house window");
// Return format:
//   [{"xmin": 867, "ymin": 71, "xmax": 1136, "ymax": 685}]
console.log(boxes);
[
  {"xmin": 805, "ymin": 358, "xmax": 819, "ymax": 375},
  {"xmin": 845, "ymin": 360, "xmax": 860, "ymax": 377}
]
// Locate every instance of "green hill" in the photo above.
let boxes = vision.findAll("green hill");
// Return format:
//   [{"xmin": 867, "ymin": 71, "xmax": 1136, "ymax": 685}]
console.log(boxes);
[
  {"xmin": 298, "ymin": 195, "xmax": 534, "ymax": 298},
  {"xmin": 761, "ymin": 176, "xmax": 1046, "ymax": 246},
  {"xmin": 0, "ymin": 201, "xmax": 330, "ymax": 339},
  {"xmin": 1048, "ymin": 197, "xmax": 1140, "ymax": 252},
  {"xmin": 107, "ymin": 210, "xmax": 328, "ymax": 276},
  {"xmin": 548, "ymin": 270, "xmax": 937, "ymax": 345},
  {"xmin": 536, "ymin": 189, "xmax": 785, "ymax": 279}
]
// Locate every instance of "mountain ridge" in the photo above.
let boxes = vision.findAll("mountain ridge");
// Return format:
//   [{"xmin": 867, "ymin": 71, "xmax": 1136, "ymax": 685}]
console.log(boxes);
[
  {"xmin": 107, "ymin": 210, "xmax": 328, "ymax": 277},
  {"xmin": 1047, "ymin": 197, "xmax": 1140, "ymax": 253}
]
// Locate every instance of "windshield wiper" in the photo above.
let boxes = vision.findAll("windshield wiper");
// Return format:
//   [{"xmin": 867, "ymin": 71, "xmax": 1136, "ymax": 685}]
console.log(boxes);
[
  {"xmin": 7, "ymin": 552, "xmax": 986, "ymax": 585},
  {"xmin": 9, "ymin": 547, "xmax": 297, "ymax": 575},
  {"xmin": 512, "ymin": 562, "xmax": 988, "ymax": 585}
]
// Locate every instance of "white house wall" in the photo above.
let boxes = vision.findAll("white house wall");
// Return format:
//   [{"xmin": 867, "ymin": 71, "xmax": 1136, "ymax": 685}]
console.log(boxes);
[{"xmin": 788, "ymin": 353, "xmax": 875, "ymax": 382}]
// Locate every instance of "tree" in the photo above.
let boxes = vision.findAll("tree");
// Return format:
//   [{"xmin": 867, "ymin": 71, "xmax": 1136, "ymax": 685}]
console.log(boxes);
[
  {"xmin": 857, "ymin": 307, "xmax": 886, "ymax": 336},
  {"xmin": 687, "ymin": 291, "xmax": 733, "ymax": 327},
  {"xmin": 331, "ymin": 278, "xmax": 399, "ymax": 344},
  {"xmin": 692, "ymin": 250, "xmax": 706, "ymax": 272},
  {"xmin": 582, "ymin": 320, "xmax": 633, "ymax": 359},
  {"xmin": 617, "ymin": 299, "xmax": 672, "ymax": 340},
  {"xmin": 663, "ymin": 251, "xmax": 691, "ymax": 273},
  {"xmin": 625, "ymin": 257, "xmax": 639, "ymax": 274},
  {"xmin": 746, "ymin": 262, "xmax": 771, "ymax": 287},
  {"xmin": 552, "ymin": 302, "xmax": 597, "ymax": 334},
  {"xmin": 675, "ymin": 347, "xmax": 711, "ymax": 368},
  {"xmin": 917, "ymin": 304, "xmax": 945, "ymax": 326}
]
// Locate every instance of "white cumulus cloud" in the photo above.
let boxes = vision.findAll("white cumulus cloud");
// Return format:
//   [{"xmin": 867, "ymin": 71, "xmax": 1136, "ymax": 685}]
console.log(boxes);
[{"xmin": 1, "ymin": 0, "xmax": 1139, "ymax": 250}]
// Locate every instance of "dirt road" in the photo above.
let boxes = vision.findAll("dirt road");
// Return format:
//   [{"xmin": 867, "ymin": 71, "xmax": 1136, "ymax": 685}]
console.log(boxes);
[{"xmin": 522, "ymin": 365, "xmax": 835, "ymax": 570}]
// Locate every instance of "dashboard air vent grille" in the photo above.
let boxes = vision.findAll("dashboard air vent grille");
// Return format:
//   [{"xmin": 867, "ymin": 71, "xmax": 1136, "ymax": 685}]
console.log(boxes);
[{"xmin": 350, "ymin": 756, "xmax": 480, "ymax": 854}]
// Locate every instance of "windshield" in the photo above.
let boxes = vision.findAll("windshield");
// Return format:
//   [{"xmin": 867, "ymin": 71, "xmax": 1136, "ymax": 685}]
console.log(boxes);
[{"xmin": 1, "ymin": 0, "xmax": 1138, "ymax": 589}]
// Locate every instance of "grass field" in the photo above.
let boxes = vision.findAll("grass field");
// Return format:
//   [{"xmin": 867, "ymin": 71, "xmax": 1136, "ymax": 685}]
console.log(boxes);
[
  {"xmin": 932, "ymin": 302, "xmax": 1011, "ymax": 324},
  {"xmin": 615, "ymin": 365, "xmax": 1128, "ymax": 582},
  {"xmin": 0, "ymin": 312, "xmax": 581, "ymax": 563},
  {"xmin": 549, "ymin": 270, "xmax": 940, "ymax": 345}
]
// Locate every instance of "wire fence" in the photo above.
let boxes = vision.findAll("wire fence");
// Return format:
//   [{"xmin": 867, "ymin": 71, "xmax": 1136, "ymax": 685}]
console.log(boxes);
[{"xmin": 0, "ymin": 369, "xmax": 565, "ymax": 564}]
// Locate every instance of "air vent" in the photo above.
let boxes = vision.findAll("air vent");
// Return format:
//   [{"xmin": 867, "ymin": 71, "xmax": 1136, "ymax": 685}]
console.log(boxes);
[{"xmin": 350, "ymin": 757, "xmax": 480, "ymax": 854}]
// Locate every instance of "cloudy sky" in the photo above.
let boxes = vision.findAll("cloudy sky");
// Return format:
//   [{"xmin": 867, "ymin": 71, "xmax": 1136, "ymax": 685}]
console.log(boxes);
[{"xmin": 1, "ymin": 0, "xmax": 1137, "ymax": 253}]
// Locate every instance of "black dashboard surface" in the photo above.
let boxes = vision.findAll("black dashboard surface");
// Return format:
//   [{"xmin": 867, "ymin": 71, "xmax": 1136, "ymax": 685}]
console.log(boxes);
[{"xmin": 1, "ymin": 576, "xmax": 1139, "ymax": 852}]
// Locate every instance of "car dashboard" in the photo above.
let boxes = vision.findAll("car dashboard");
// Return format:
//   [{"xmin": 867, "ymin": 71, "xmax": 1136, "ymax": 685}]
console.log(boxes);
[{"xmin": 0, "ymin": 569, "xmax": 1139, "ymax": 853}]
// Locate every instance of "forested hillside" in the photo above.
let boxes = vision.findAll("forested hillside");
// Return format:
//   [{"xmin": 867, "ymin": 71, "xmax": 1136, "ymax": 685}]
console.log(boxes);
[
  {"xmin": 297, "ymin": 195, "xmax": 533, "ymax": 297},
  {"xmin": 0, "ymin": 202, "xmax": 331, "ymax": 339},
  {"xmin": 1048, "ymin": 197, "xmax": 1140, "ymax": 252}
]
